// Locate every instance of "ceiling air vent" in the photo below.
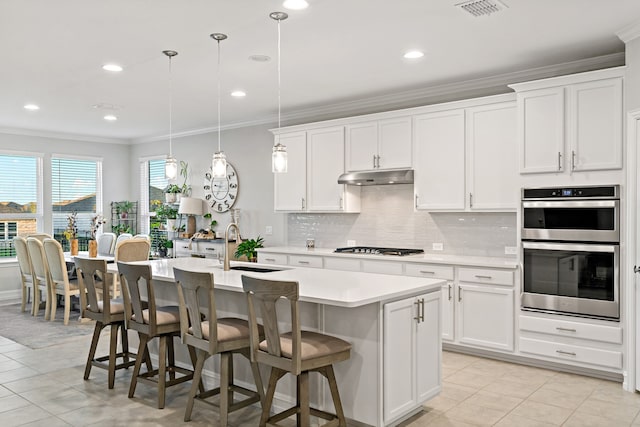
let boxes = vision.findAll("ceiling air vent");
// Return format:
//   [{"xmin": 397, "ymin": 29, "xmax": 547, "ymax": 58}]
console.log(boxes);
[{"xmin": 456, "ymin": 0, "xmax": 508, "ymax": 17}]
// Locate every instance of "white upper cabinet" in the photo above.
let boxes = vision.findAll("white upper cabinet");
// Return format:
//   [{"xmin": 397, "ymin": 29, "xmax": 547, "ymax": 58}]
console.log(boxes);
[
  {"xmin": 346, "ymin": 117, "xmax": 412, "ymax": 171},
  {"xmin": 413, "ymin": 109, "xmax": 466, "ymax": 210},
  {"xmin": 274, "ymin": 131, "xmax": 307, "ymax": 212},
  {"xmin": 466, "ymin": 101, "xmax": 518, "ymax": 210},
  {"xmin": 413, "ymin": 95, "xmax": 517, "ymax": 212},
  {"xmin": 510, "ymin": 67, "xmax": 623, "ymax": 174},
  {"xmin": 273, "ymin": 127, "xmax": 360, "ymax": 213}
]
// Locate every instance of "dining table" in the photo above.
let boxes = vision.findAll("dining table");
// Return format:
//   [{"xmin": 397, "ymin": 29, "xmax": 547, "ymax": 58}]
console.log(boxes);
[{"xmin": 64, "ymin": 252, "xmax": 118, "ymax": 296}]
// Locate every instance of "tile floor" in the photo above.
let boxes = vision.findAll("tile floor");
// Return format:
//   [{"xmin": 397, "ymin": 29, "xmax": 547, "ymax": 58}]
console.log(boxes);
[{"xmin": 1, "ymin": 329, "xmax": 640, "ymax": 426}]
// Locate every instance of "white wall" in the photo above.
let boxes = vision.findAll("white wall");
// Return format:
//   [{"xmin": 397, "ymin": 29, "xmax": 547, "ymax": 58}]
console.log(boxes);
[{"xmin": 129, "ymin": 123, "xmax": 287, "ymax": 246}]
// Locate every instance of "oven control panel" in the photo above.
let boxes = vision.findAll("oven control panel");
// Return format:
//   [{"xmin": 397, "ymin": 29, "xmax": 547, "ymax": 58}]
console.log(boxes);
[{"xmin": 522, "ymin": 185, "xmax": 619, "ymax": 200}]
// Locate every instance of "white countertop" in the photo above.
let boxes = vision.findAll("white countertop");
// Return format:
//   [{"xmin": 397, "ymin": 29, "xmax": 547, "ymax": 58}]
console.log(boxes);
[
  {"xmin": 257, "ymin": 246, "xmax": 519, "ymax": 269},
  {"xmin": 108, "ymin": 258, "xmax": 444, "ymax": 308}
]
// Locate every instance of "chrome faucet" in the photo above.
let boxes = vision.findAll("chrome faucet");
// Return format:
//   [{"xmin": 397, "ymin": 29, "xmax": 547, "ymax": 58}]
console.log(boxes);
[{"xmin": 224, "ymin": 222, "xmax": 240, "ymax": 271}]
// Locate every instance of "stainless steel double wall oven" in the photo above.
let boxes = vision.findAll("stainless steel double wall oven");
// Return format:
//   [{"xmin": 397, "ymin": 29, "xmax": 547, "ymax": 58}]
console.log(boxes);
[{"xmin": 521, "ymin": 185, "xmax": 620, "ymax": 320}]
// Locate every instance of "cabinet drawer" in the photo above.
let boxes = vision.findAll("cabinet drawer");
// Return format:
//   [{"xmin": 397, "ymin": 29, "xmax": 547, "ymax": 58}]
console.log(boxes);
[
  {"xmin": 324, "ymin": 257, "xmax": 361, "ymax": 272},
  {"xmin": 289, "ymin": 255, "xmax": 323, "ymax": 268},
  {"xmin": 362, "ymin": 260, "xmax": 403, "ymax": 275},
  {"xmin": 519, "ymin": 315, "xmax": 622, "ymax": 344},
  {"xmin": 458, "ymin": 267, "xmax": 513, "ymax": 286},
  {"xmin": 258, "ymin": 253, "xmax": 288, "ymax": 265},
  {"xmin": 519, "ymin": 337, "xmax": 622, "ymax": 370},
  {"xmin": 173, "ymin": 241, "xmax": 192, "ymax": 257},
  {"xmin": 405, "ymin": 264, "xmax": 454, "ymax": 280},
  {"xmin": 197, "ymin": 242, "xmax": 223, "ymax": 257}
]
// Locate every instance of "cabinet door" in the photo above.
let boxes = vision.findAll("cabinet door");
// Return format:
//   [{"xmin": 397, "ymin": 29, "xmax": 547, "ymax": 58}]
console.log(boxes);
[
  {"xmin": 517, "ymin": 87, "xmax": 565, "ymax": 174},
  {"xmin": 568, "ymin": 78, "xmax": 622, "ymax": 171},
  {"xmin": 378, "ymin": 117, "xmax": 412, "ymax": 170},
  {"xmin": 274, "ymin": 132, "xmax": 307, "ymax": 211},
  {"xmin": 466, "ymin": 102, "xmax": 518, "ymax": 210},
  {"xmin": 383, "ymin": 297, "xmax": 417, "ymax": 422},
  {"xmin": 457, "ymin": 283, "xmax": 514, "ymax": 351},
  {"xmin": 413, "ymin": 109, "xmax": 466, "ymax": 210},
  {"xmin": 346, "ymin": 122, "xmax": 377, "ymax": 171},
  {"xmin": 441, "ymin": 283, "xmax": 454, "ymax": 342},
  {"xmin": 416, "ymin": 291, "xmax": 442, "ymax": 403},
  {"xmin": 307, "ymin": 127, "xmax": 346, "ymax": 211}
]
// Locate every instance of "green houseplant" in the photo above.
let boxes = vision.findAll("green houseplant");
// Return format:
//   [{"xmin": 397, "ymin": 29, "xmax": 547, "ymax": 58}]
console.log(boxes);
[
  {"xmin": 115, "ymin": 200, "xmax": 133, "ymax": 218},
  {"xmin": 234, "ymin": 236, "xmax": 264, "ymax": 262},
  {"xmin": 164, "ymin": 184, "xmax": 182, "ymax": 203}
]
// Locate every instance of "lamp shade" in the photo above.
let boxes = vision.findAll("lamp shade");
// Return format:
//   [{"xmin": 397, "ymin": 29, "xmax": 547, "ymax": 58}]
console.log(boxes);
[{"xmin": 178, "ymin": 197, "xmax": 203, "ymax": 216}]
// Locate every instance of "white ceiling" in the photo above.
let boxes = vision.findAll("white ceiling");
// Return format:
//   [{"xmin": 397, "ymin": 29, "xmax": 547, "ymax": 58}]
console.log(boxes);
[{"xmin": 1, "ymin": 0, "xmax": 639, "ymax": 142}]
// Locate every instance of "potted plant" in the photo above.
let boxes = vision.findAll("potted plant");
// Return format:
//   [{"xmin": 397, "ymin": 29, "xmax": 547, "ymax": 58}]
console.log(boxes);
[
  {"xmin": 203, "ymin": 213, "xmax": 218, "ymax": 238},
  {"xmin": 164, "ymin": 184, "xmax": 182, "ymax": 204},
  {"xmin": 164, "ymin": 239, "xmax": 173, "ymax": 257},
  {"xmin": 115, "ymin": 200, "xmax": 133, "ymax": 219},
  {"xmin": 179, "ymin": 161, "xmax": 191, "ymax": 196},
  {"xmin": 64, "ymin": 211, "xmax": 78, "ymax": 255},
  {"xmin": 234, "ymin": 236, "xmax": 264, "ymax": 262}
]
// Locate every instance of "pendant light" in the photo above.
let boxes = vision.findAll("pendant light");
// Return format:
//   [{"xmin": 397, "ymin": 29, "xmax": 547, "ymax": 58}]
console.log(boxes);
[
  {"xmin": 271, "ymin": 11, "xmax": 288, "ymax": 173},
  {"xmin": 211, "ymin": 33, "xmax": 228, "ymax": 178},
  {"xmin": 163, "ymin": 50, "xmax": 178, "ymax": 180}
]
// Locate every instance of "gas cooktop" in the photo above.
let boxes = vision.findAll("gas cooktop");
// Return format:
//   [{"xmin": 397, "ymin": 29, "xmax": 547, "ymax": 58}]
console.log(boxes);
[{"xmin": 334, "ymin": 246, "xmax": 424, "ymax": 256}]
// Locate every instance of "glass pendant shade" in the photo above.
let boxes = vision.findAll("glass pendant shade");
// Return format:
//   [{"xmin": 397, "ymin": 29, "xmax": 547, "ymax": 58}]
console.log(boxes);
[
  {"xmin": 165, "ymin": 156, "xmax": 178, "ymax": 180},
  {"xmin": 272, "ymin": 142, "xmax": 287, "ymax": 173},
  {"xmin": 212, "ymin": 151, "xmax": 227, "ymax": 178}
]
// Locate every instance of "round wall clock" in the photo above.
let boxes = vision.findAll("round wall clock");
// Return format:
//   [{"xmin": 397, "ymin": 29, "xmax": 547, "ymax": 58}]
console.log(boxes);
[{"xmin": 203, "ymin": 162, "xmax": 239, "ymax": 213}]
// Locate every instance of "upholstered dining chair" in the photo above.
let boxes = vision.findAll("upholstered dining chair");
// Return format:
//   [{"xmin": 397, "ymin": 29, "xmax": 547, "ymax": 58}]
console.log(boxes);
[
  {"xmin": 117, "ymin": 261, "xmax": 196, "ymax": 409},
  {"xmin": 75, "ymin": 257, "xmax": 136, "ymax": 388},
  {"xmin": 26, "ymin": 237, "xmax": 51, "ymax": 319},
  {"xmin": 174, "ymin": 267, "xmax": 264, "ymax": 425},
  {"xmin": 97, "ymin": 232, "xmax": 117, "ymax": 255},
  {"xmin": 242, "ymin": 275, "xmax": 352, "ymax": 427},
  {"xmin": 43, "ymin": 238, "xmax": 80, "ymax": 325},
  {"xmin": 115, "ymin": 238, "xmax": 150, "ymax": 262},
  {"xmin": 133, "ymin": 234, "xmax": 150, "ymax": 241},
  {"xmin": 27, "ymin": 233, "xmax": 52, "ymax": 242},
  {"xmin": 13, "ymin": 236, "xmax": 33, "ymax": 313},
  {"xmin": 114, "ymin": 233, "xmax": 133, "ymax": 249}
]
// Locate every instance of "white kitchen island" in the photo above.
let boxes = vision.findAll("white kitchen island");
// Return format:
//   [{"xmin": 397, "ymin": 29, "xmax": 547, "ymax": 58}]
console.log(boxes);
[{"xmin": 108, "ymin": 257, "xmax": 444, "ymax": 426}]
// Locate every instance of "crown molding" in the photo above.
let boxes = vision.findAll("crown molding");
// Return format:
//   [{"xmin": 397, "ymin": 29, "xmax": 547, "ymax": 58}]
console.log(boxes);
[
  {"xmin": 0, "ymin": 127, "xmax": 129, "ymax": 145},
  {"xmin": 617, "ymin": 19, "xmax": 640, "ymax": 43}
]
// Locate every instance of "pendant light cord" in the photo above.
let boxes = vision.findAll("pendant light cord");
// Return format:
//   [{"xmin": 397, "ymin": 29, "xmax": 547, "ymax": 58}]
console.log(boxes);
[
  {"xmin": 217, "ymin": 39, "xmax": 221, "ymax": 152},
  {"xmin": 169, "ymin": 55, "xmax": 173, "ymax": 157},
  {"xmin": 277, "ymin": 18, "xmax": 282, "ymax": 129}
]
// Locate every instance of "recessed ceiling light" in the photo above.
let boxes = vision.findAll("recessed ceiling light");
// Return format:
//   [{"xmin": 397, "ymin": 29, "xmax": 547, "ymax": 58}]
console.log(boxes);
[
  {"xmin": 249, "ymin": 54, "xmax": 271, "ymax": 62},
  {"xmin": 283, "ymin": 0, "xmax": 308, "ymax": 10},
  {"xmin": 24, "ymin": 104, "xmax": 40, "ymax": 111},
  {"xmin": 102, "ymin": 64, "xmax": 123, "ymax": 72},
  {"xmin": 403, "ymin": 50, "xmax": 424, "ymax": 59},
  {"xmin": 231, "ymin": 90, "xmax": 246, "ymax": 98},
  {"xmin": 104, "ymin": 114, "xmax": 118, "ymax": 121}
]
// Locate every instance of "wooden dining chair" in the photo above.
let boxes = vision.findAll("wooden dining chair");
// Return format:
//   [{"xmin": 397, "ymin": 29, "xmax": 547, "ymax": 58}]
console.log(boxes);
[
  {"xmin": 43, "ymin": 238, "xmax": 80, "ymax": 325},
  {"xmin": 13, "ymin": 236, "xmax": 33, "ymax": 313},
  {"xmin": 26, "ymin": 237, "xmax": 51, "ymax": 319},
  {"xmin": 117, "ymin": 261, "xmax": 195, "ymax": 409},
  {"xmin": 173, "ymin": 267, "xmax": 264, "ymax": 425},
  {"xmin": 75, "ymin": 257, "xmax": 136, "ymax": 388},
  {"xmin": 241, "ymin": 275, "xmax": 351, "ymax": 427}
]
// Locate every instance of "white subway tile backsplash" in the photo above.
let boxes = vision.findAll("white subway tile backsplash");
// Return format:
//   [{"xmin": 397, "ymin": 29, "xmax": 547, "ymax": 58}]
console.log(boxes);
[{"xmin": 287, "ymin": 184, "xmax": 517, "ymax": 257}]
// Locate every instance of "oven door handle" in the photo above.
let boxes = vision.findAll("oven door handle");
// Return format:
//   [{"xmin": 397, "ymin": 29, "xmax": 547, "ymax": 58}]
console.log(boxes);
[
  {"xmin": 522, "ymin": 241, "xmax": 617, "ymax": 253},
  {"xmin": 522, "ymin": 200, "xmax": 618, "ymax": 209}
]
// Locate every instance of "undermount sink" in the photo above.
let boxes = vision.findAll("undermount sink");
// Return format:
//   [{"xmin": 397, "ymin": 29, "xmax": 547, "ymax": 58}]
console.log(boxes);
[{"xmin": 229, "ymin": 265, "xmax": 281, "ymax": 273}]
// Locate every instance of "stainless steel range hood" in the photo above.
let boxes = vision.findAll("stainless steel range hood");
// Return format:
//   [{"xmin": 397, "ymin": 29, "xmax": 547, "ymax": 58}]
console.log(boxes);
[{"xmin": 337, "ymin": 169, "xmax": 414, "ymax": 186}]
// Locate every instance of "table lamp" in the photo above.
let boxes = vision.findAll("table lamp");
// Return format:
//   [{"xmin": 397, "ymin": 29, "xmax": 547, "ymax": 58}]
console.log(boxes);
[{"xmin": 178, "ymin": 197, "xmax": 203, "ymax": 237}]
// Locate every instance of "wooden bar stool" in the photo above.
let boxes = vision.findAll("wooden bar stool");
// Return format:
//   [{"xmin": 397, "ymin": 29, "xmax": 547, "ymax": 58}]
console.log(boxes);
[
  {"xmin": 75, "ymin": 257, "xmax": 136, "ymax": 389},
  {"xmin": 117, "ymin": 261, "xmax": 195, "ymax": 409},
  {"xmin": 173, "ymin": 268, "xmax": 264, "ymax": 425},
  {"xmin": 241, "ymin": 275, "xmax": 351, "ymax": 427}
]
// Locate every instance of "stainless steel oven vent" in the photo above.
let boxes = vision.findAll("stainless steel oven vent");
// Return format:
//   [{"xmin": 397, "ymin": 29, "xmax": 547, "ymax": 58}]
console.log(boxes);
[{"xmin": 456, "ymin": 0, "xmax": 508, "ymax": 17}]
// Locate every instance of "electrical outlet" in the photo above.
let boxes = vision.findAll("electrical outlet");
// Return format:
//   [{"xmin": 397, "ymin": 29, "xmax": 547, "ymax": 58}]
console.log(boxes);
[
  {"xmin": 432, "ymin": 242, "xmax": 444, "ymax": 251},
  {"xmin": 347, "ymin": 240, "xmax": 356, "ymax": 246},
  {"xmin": 265, "ymin": 226, "xmax": 273, "ymax": 235},
  {"xmin": 504, "ymin": 246, "xmax": 518, "ymax": 255}
]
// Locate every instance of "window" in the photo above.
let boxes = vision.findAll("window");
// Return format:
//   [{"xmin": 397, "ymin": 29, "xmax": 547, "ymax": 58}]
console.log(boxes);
[
  {"xmin": 52, "ymin": 156, "xmax": 102, "ymax": 250},
  {"xmin": 0, "ymin": 153, "xmax": 42, "ymax": 257},
  {"xmin": 141, "ymin": 158, "xmax": 170, "ymax": 253}
]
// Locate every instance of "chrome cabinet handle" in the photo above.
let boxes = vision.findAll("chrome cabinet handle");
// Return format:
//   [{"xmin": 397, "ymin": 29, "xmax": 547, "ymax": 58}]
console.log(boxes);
[
  {"xmin": 420, "ymin": 298, "xmax": 425, "ymax": 322},
  {"xmin": 205, "ymin": 247, "xmax": 216, "ymax": 251},
  {"xmin": 373, "ymin": 154, "xmax": 376, "ymax": 169},
  {"xmin": 298, "ymin": 260, "xmax": 309, "ymax": 264},
  {"xmin": 458, "ymin": 288, "xmax": 462, "ymax": 302},
  {"xmin": 301, "ymin": 197, "xmax": 305, "ymax": 210},
  {"xmin": 448, "ymin": 284, "xmax": 452, "ymax": 300},
  {"xmin": 413, "ymin": 300, "xmax": 421, "ymax": 323},
  {"xmin": 419, "ymin": 270, "xmax": 435, "ymax": 275},
  {"xmin": 475, "ymin": 275, "xmax": 492, "ymax": 280},
  {"xmin": 556, "ymin": 327, "xmax": 577, "ymax": 333},
  {"xmin": 265, "ymin": 258, "xmax": 276, "ymax": 262},
  {"xmin": 558, "ymin": 152, "xmax": 562, "ymax": 171},
  {"xmin": 376, "ymin": 155, "xmax": 381, "ymax": 168},
  {"xmin": 556, "ymin": 350, "xmax": 577, "ymax": 356},
  {"xmin": 415, "ymin": 194, "xmax": 418, "ymax": 208},
  {"xmin": 339, "ymin": 197, "xmax": 343, "ymax": 209},
  {"xmin": 634, "ymin": 265, "xmax": 640, "ymax": 274},
  {"xmin": 469, "ymin": 193, "xmax": 473, "ymax": 208},
  {"xmin": 571, "ymin": 150, "xmax": 576, "ymax": 170}
]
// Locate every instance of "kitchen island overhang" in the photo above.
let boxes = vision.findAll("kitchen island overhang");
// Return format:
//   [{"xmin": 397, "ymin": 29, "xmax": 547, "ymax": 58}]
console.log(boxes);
[{"xmin": 107, "ymin": 258, "xmax": 444, "ymax": 426}]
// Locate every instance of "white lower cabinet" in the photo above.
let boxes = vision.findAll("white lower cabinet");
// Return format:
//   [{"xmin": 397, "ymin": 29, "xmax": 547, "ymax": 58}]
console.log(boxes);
[
  {"xmin": 384, "ymin": 291, "xmax": 441, "ymax": 424},
  {"xmin": 257, "ymin": 253, "xmax": 288, "ymax": 265}
]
